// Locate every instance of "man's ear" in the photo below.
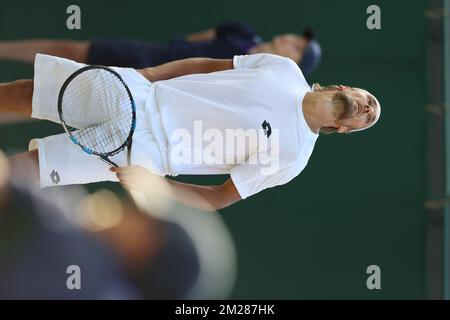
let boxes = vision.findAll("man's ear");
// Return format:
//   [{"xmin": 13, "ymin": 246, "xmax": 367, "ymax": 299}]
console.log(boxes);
[
  {"xmin": 313, "ymin": 83, "xmax": 322, "ymax": 91},
  {"xmin": 336, "ymin": 126, "xmax": 350, "ymax": 134}
]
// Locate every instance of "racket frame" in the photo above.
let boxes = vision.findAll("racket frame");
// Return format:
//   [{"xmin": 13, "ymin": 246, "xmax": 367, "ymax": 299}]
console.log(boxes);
[{"xmin": 57, "ymin": 65, "xmax": 137, "ymax": 167}]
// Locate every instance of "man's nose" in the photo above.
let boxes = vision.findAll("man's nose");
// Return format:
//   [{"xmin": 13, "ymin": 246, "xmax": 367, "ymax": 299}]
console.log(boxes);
[{"xmin": 364, "ymin": 105, "xmax": 374, "ymax": 113}]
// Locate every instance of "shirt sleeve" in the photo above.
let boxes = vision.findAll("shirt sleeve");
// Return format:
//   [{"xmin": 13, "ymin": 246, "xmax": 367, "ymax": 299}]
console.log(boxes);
[
  {"xmin": 233, "ymin": 53, "xmax": 294, "ymax": 70},
  {"xmin": 230, "ymin": 154, "xmax": 301, "ymax": 199}
]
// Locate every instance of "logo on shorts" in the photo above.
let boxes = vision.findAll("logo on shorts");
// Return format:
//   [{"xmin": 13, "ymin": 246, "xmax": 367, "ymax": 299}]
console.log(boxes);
[
  {"xmin": 262, "ymin": 120, "xmax": 272, "ymax": 138},
  {"xmin": 50, "ymin": 170, "xmax": 61, "ymax": 185}
]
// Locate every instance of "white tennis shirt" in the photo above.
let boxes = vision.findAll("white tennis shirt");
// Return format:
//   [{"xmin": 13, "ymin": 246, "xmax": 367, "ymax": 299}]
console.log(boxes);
[{"xmin": 146, "ymin": 53, "xmax": 319, "ymax": 199}]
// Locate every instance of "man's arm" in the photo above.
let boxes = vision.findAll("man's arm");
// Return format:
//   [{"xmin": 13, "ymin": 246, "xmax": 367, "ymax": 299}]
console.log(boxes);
[
  {"xmin": 137, "ymin": 58, "xmax": 234, "ymax": 82},
  {"xmin": 111, "ymin": 166, "xmax": 241, "ymax": 211},
  {"xmin": 185, "ymin": 28, "xmax": 216, "ymax": 43},
  {"xmin": 162, "ymin": 177, "xmax": 241, "ymax": 211}
]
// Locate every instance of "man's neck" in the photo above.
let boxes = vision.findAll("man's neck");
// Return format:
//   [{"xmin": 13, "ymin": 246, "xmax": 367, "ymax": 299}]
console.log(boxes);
[{"xmin": 302, "ymin": 92, "xmax": 336, "ymax": 133}]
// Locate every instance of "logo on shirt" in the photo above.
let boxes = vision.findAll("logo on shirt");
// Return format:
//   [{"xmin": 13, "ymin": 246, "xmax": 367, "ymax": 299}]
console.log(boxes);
[
  {"xmin": 262, "ymin": 120, "xmax": 272, "ymax": 138},
  {"xmin": 50, "ymin": 170, "xmax": 61, "ymax": 185}
]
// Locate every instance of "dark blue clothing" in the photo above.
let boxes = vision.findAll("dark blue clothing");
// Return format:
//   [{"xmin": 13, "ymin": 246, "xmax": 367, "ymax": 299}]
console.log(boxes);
[
  {"xmin": 0, "ymin": 186, "xmax": 136, "ymax": 299},
  {"xmin": 88, "ymin": 22, "xmax": 262, "ymax": 68},
  {"xmin": 0, "ymin": 186, "xmax": 200, "ymax": 299}
]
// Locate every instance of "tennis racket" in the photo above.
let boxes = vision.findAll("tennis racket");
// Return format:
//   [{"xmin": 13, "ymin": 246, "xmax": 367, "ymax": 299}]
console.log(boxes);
[{"xmin": 58, "ymin": 65, "xmax": 147, "ymax": 210}]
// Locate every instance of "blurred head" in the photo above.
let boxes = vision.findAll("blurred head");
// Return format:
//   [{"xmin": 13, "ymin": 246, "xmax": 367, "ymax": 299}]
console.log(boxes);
[
  {"xmin": 271, "ymin": 34, "xmax": 308, "ymax": 64},
  {"xmin": 270, "ymin": 29, "xmax": 322, "ymax": 74},
  {"xmin": 314, "ymin": 84, "xmax": 381, "ymax": 134}
]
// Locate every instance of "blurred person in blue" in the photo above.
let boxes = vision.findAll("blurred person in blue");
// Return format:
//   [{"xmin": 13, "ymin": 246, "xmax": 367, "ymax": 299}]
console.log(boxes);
[
  {"xmin": 0, "ymin": 22, "xmax": 322, "ymax": 75},
  {"xmin": 0, "ymin": 182, "xmax": 201, "ymax": 299}
]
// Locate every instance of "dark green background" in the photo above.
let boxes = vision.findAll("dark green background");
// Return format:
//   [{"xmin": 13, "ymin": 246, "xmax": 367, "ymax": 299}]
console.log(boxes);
[{"xmin": 0, "ymin": 0, "xmax": 427, "ymax": 298}]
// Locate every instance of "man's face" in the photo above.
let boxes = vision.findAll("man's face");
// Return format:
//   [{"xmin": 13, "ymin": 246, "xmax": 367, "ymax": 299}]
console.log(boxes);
[
  {"xmin": 333, "ymin": 87, "xmax": 379, "ymax": 133},
  {"xmin": 271, "ymin": 34, "xmax": 308, "ymax": 63}
]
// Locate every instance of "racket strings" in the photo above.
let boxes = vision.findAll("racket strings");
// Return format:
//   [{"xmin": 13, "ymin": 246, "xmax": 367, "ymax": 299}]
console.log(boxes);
[{"xmin": 60, "ymin": 68, "xmax": 134, "ymax": 155}]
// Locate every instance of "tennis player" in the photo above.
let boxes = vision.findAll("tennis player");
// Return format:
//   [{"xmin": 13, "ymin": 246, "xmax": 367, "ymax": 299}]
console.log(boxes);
[
  {"xmin": 0, "ymin": 23, "xmax": 322, "ymax": 75},
  {"xmin": 0, "ymin": 53, "xmax": 380, "ymax": 211}
]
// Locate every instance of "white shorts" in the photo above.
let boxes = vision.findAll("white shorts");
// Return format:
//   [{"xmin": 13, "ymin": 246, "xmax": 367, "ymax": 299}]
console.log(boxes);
[{"xmin": 30, "ymin": 54, "xmax": 166, "ymax": 187}]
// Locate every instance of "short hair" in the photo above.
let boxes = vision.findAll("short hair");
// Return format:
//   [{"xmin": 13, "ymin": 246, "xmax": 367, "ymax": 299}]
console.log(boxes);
[{"xmin": 312, "ymin": 84, "xmax": 381, "ymax": 134}]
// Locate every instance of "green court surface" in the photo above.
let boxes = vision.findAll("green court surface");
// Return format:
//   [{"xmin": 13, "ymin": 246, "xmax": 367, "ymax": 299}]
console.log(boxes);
[{"xmin": 0, "ymin": 0, "xmax": 427, "ymax": 298}]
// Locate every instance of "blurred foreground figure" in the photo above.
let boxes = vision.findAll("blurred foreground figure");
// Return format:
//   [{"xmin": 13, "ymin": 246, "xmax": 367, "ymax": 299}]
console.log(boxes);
[
  {"xmin": 0, "ymin": 186, "xmax": 202, "ymax": 299},
  {"xmin": 0, "ymin": 184, "xmax": 137, "ymax": 299},
  {"xmin": 0, "ymin": 149, "xmax": 236, "ymax": 299}
]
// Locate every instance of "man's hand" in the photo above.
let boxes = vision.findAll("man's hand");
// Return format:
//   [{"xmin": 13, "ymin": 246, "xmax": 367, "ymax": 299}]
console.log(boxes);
[
  {"xmin": 110, "ymin": 166, "xmax": 241, "ymax": 211},
  {"xmin": 111, "ymin": 166, "xmax": 163, "ymax": 191}
]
